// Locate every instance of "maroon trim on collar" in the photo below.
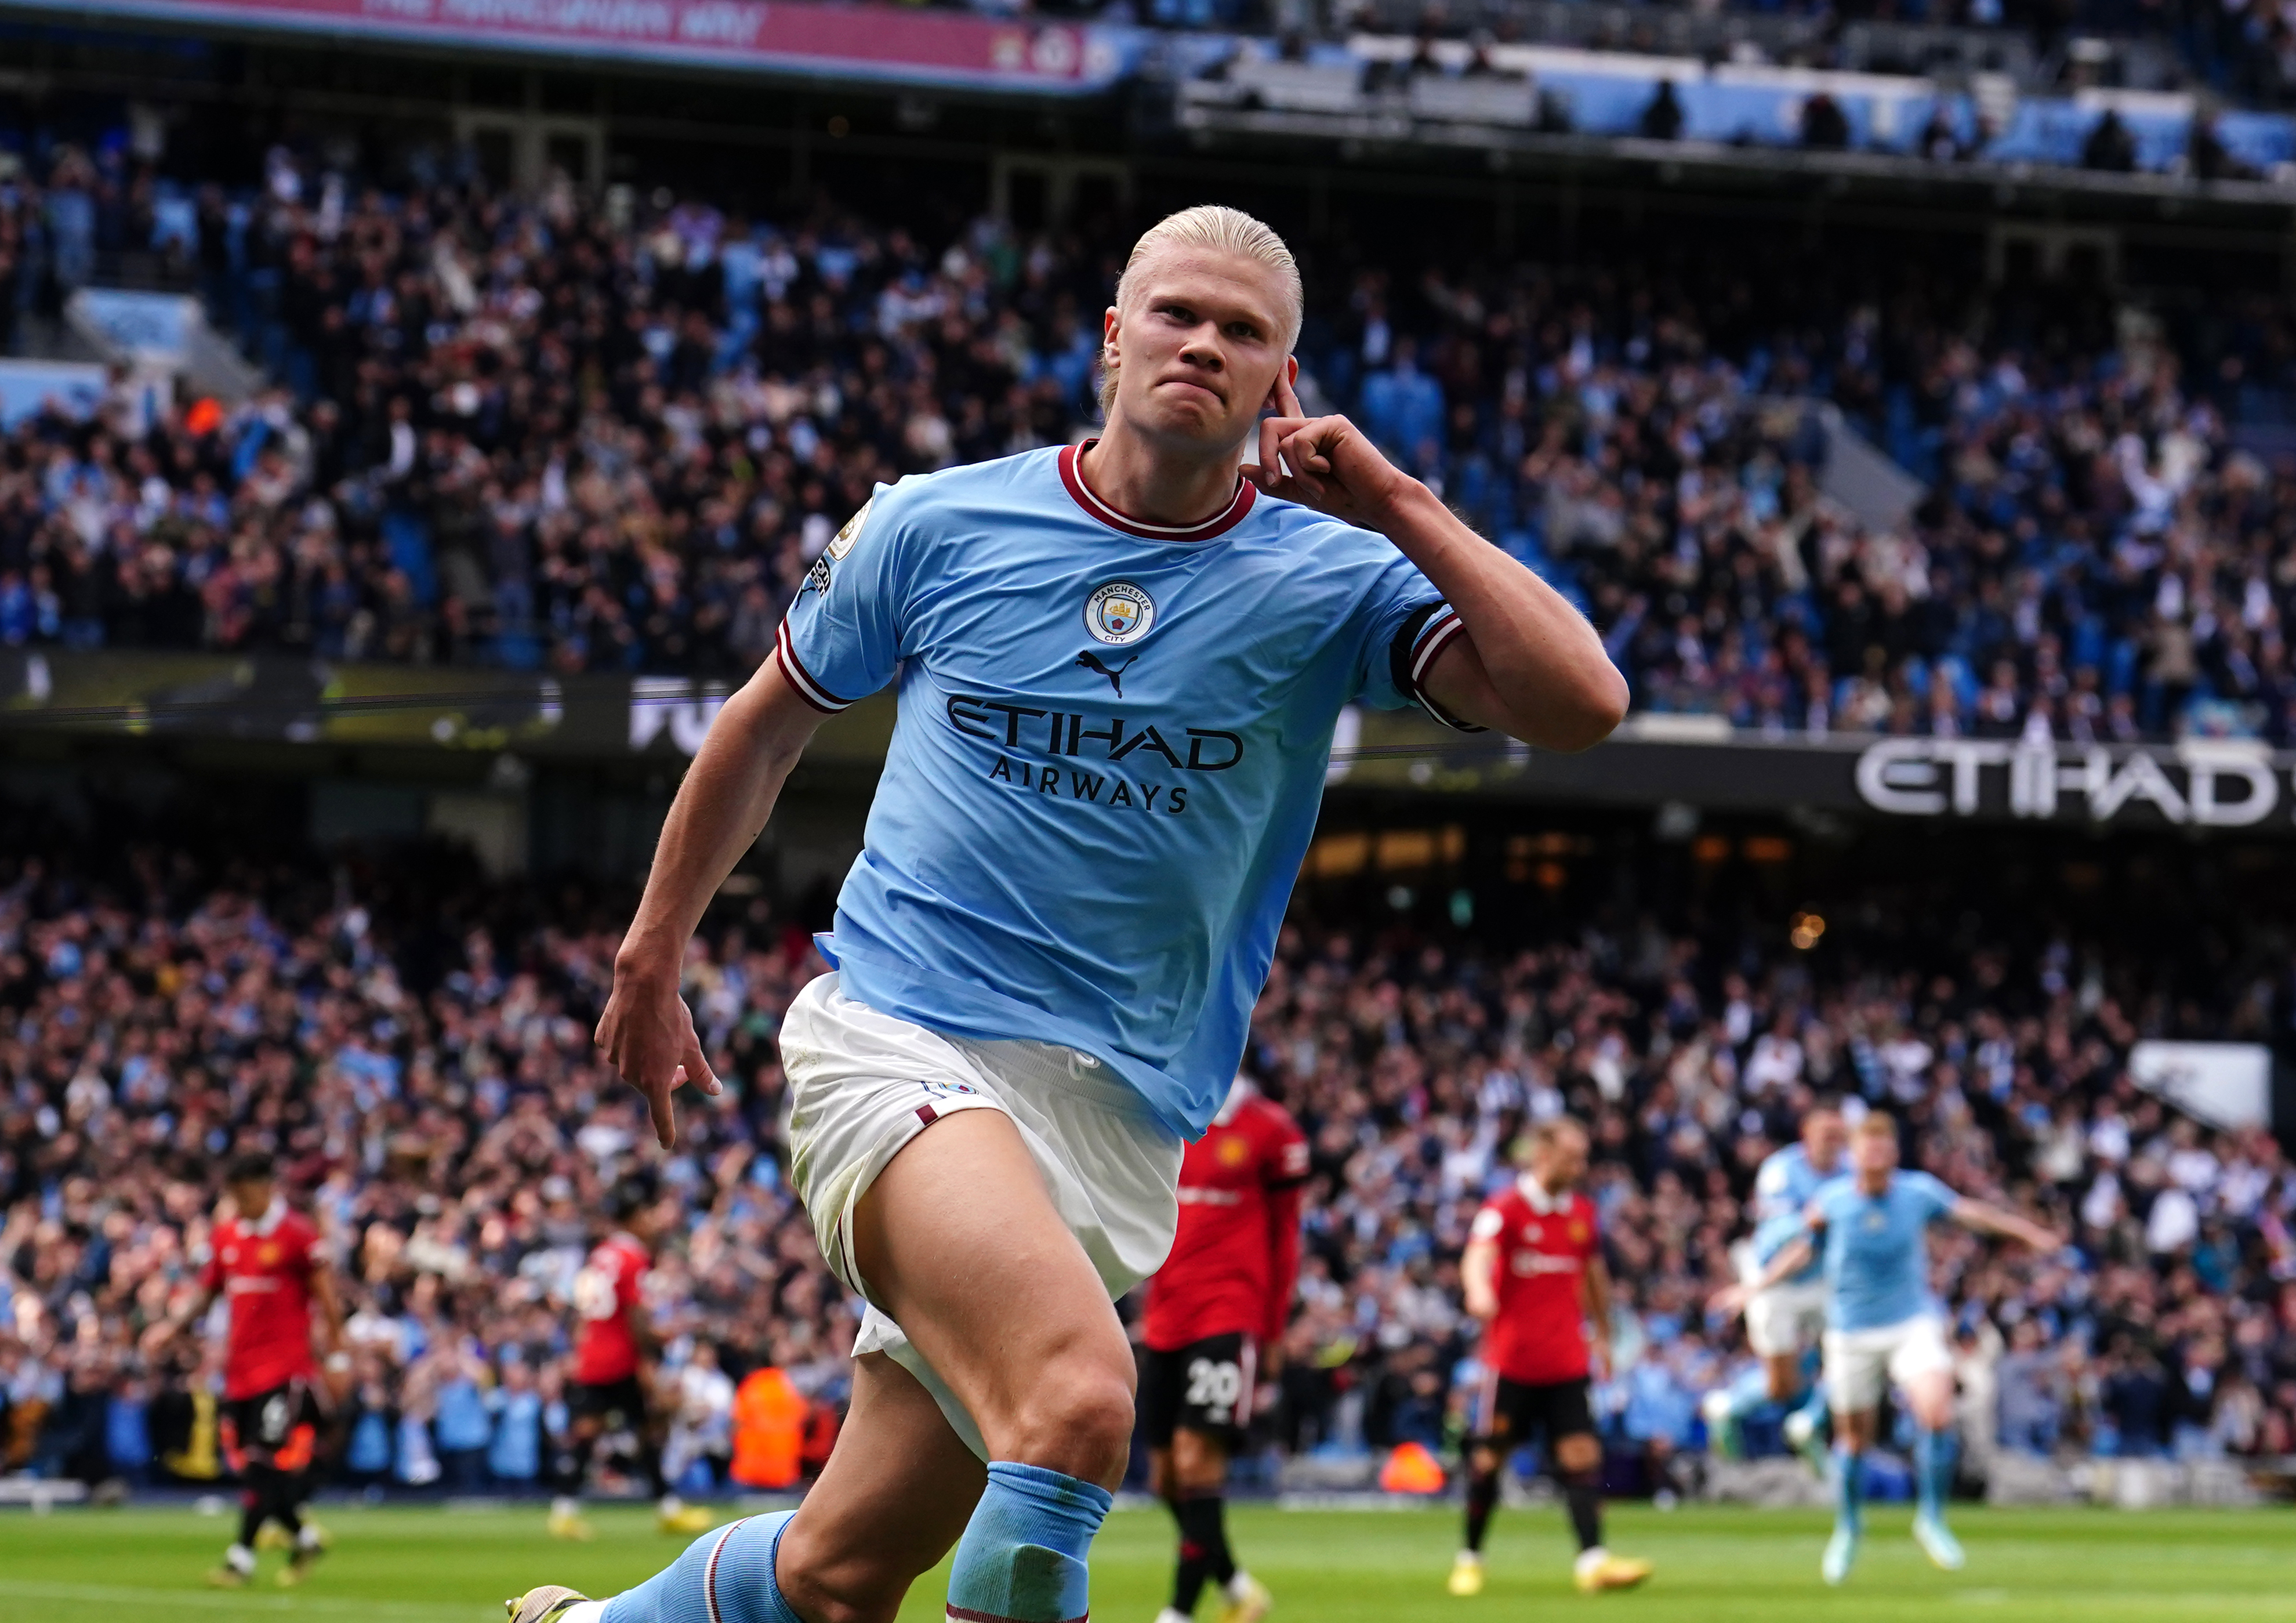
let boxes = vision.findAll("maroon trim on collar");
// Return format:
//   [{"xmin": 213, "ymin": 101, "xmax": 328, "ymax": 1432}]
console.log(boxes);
[{"xmin": 1058, "ymin": 440, "xmax": 1256, "ymax": 542}]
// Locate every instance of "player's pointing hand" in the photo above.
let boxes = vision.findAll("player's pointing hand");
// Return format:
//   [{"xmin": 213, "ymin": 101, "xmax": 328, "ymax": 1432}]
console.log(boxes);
[
  {"xmin": 1242, "ymin": 374, "xmax": 1414, "ymax": 530},
  {"xmin": 595, "ymin": 952, "xmax": 721, "ymax": 1149}
]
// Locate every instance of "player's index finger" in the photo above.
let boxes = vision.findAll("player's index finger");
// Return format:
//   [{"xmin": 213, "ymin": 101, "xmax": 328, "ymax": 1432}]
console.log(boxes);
[{"xmin": 1275, "ymin": 369, "xmax": 1303, "ymax": 419}]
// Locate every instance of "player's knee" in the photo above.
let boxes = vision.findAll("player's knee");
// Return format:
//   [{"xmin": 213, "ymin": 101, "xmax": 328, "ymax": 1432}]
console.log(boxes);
[
  {"xmin": 1555, "ymin": 1433, "xmax": 1601, "ymax": 1477},
  {"xmin": 1001, "ymin": 1357, "xmax": 1134, "ymax": 1485}
]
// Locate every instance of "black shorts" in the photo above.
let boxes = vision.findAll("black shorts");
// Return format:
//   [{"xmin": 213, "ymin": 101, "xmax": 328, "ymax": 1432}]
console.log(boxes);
[
  {"xmin": 1472, "ymin": 1375, "xmax": 1594, "ymax": 1451},
  {"xmin": 224, "ymin": 1380, "xmax": 324, "ymax": 1470},
  {"xmin": 570, "ymin": 1374, "xmax": 650, "ymax": 1429},
  {"xmin": 1140, "ymin": 1333, "xmax": 1256, "ymax": 1448}
]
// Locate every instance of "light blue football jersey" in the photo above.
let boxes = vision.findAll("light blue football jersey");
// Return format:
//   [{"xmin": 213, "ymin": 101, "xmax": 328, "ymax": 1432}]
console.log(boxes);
[
  {"xmin": 776, "ymin": 441, "xmax": 1472, "ymax": 1137},
  {"xmin": 1809, "ymin": 1169, "xmax": 1958, "ymax": 1331},
  {"xmin": 1750, "ymin": 1142, "xmax": 1838, "ymax": 1285}
]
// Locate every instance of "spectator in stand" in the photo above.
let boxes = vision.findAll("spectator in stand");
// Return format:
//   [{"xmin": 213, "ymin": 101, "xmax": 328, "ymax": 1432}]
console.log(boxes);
[
  {"xmin": 1639, "ymin": 81, "xmax": 1684, "ymax": 142},
  {"xmin": 9, "ymin": 159, "xmax": 2296, "ymax": 746},
  {"xmin": 1801, "ymin": 93, "xmax": 1852, "ymax": 150},
  {"xmin": 2083, "ymin": 110, "xmax": 2140, "ymax": 172}
]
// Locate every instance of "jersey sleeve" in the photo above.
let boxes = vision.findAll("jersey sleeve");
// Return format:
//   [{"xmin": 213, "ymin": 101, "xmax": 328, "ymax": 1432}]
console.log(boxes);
[
  {"xmin": 1468, "ymin": 1202, "xmax": 1507, "ymax": 1243},
  {"xmin": 1753, "ymin": 1154, "xmax": 1793, "ymax": 1219},
  {"xmin": 1349, "ymin": 549, "xmax": 1485, "ymax": 733},
  {"xmin": 200, "ymin": 1229, "xmax": 224, "ymax": 1294},
  {"xmin": 774, "ymin": 482, "xmax": 909, "ymax": 712},
  {"xmin": 1906, "ymin": 1172, "xmax": 1958, "ymax": 1224}
]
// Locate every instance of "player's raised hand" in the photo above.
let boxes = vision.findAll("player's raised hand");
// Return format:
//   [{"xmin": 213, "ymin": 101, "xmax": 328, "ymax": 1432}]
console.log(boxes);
[
  {"xmin": 595, "ymin": 957, "xmax": 721, "ymax": 1149},
  {"xmin": 1241, "ymin": 374, "xmax": 1414, "ymax": 529}
]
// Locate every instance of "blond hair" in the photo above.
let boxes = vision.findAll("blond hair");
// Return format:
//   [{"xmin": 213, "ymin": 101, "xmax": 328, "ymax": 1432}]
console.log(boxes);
[
  {"xmin": 1511, "ymin": 1115, "xmax": 1588, "ymax": 1165},
  {"xmin": 1098, "ymin": 205, "xmax": 1303, "ymax": 416}
]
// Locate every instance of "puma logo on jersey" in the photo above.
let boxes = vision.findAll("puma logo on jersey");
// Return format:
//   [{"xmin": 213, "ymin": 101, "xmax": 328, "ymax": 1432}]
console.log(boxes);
[{"xmin": 1075, "ymin": 651, "xmax": 1138, "ymax": 697}]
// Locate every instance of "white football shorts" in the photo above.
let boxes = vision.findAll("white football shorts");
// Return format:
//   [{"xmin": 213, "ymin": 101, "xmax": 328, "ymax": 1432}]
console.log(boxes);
[
  {"xmin": 1732, "ymin": 1245, "xmax": 1829, "ymax": 1359},
  {"xmin": 779, "ymin": 971, "xmax": 1184, "ymax": 1458},
  {"xmin": 1822, "ymin": 1313, "xmax": 1953, "ymax": 1412}
]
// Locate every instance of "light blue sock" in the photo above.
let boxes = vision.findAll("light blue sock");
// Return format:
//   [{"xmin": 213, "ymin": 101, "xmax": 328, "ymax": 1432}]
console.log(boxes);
[
  {"xmin": 946, "ymin": 1461, "xmax": 1112, "ymax": 1623},
  {"xmin": 1790, "ymin": 1385, "xmax": 1829, "ymax": 1432},
  {"xmin": 1831, "ymin": 1445, "xmax": 1865, "ymax": 1535},
  {"xmin": 1916, "ymin": 1428, "xmax": 1954, "ymax": 1522},
  {"xmin": 602, "ymin": 1510, "xmax": 803, "ymax": 1623},
  {"xmin": 1722, "ymin": 1367, "xmax": 1773, "ymax": 1423}
]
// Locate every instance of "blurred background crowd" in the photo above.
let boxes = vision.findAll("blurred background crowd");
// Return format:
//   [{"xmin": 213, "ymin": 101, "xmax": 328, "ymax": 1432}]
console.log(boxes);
[
  {"xmin": 0, "ymin": 785, "xmax": 2290, "ymax": 1502},
  {"xmin": 6, "ymin": 150, "xmax": 2296, "ymax": 744}
]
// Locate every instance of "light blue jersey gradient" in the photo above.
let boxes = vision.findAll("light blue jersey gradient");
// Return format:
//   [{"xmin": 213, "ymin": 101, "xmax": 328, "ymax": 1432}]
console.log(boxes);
[
  {"xmin": 1751, "ymin": 1143, "xmax": 1837, "ymax": 1285},
  {"xmin": 1809, "ymin": 1170, "xmax": 1958, "ymax": 1331},
  {"xmin": 777, "ymin": 442, "xmax": 1468, "ymax": 1137}
]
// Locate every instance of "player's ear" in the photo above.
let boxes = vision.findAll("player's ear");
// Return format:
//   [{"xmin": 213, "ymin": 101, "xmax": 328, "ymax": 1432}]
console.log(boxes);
[
  {"xmin": 1260, "ymin": 356, "xmax": 1298, "ymax": 416},
  {"xmin": 1102, "ymin": 305, "xmax": 1122, "ymax": 370}
]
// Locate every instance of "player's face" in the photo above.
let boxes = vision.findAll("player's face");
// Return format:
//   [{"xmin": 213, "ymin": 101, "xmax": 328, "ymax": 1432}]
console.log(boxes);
[
  {"xmin": 1533, "ymin": 1130, "xmax": 1590, "ymax": 1193},
  {"xmin": 1851, "ymin": 1128, "xmax": 1899, "ymax": 1177},
  {"xmin": 1804, "ymin": 1111, "xmax": 1847, "ymax": 1171},
  {"xmin": 1104, "ymin": 248, "xmax": 1293, "ymax": 451},
  {"xmin": 227, "ymin": 1176, "xmax": 274, "ymax": 1219}
]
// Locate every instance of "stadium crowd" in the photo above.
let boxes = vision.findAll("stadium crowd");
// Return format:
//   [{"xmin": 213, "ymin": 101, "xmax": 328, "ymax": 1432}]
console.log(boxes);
[
  {"xmin": 0, "ymin": 807, "xmax": 2290, "ymax": 1499},
  {"xmin": 6, "ymin": 153, "xmax": 2296, "ymax": 742}
]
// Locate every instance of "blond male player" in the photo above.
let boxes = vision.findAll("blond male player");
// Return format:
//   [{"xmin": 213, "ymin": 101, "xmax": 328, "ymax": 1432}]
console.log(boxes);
[{"xmin": 507, "ymin": 206, "xmax": 1626, "ymax": 1623}]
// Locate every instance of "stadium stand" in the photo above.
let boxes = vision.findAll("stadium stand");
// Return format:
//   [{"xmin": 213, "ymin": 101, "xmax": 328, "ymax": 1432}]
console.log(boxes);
[
  {"xmin": 5, "ymin": 157, "xmax": 2295, "ymax": 745},
  {"xmin": 0, "ymin": 791, "xmax": 2288, "ymax": 1497}
]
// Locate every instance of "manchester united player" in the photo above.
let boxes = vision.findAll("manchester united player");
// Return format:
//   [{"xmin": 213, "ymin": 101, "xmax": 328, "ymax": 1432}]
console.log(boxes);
[
  {"xmin": 1449, "ymin": 1118, "xmax": 1651, "ymax": 1597},
  {"xmin": 155, "ymin": 1151, "xmax": 347, "ymax": 1589},
  {"xmin": 1142, "ymin": 1075, "xmax": 1307, "ymax": 1623},
  {"xmin": 550, "ymin": 1176, "xmax": 718, "ymax": 1540}
]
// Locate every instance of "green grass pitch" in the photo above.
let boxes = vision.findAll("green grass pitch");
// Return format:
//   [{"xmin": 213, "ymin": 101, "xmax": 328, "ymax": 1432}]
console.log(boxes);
[{"xmin": 0, "ymin": 1502, "xmax": 2290, "ymax": 1622}]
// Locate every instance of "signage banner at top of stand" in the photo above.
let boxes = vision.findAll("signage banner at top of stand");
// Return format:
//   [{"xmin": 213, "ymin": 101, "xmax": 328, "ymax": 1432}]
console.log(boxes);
[
  {"xmin": 9, "ymin": 650, "xmax": 2296, "ymax": 837},
  {"xmin": 9, "ymin": 0, "xmax": 1138, "ymax": 93}
]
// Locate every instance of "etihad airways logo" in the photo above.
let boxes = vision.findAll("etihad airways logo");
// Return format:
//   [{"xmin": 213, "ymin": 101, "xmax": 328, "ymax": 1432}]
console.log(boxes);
[{"xmin": 945, "ymin": 691, "xmax": 1243, "ymax": 816}]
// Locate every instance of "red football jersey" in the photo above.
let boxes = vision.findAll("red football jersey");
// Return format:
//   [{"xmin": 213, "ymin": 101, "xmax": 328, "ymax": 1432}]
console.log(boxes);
[
  {"xmin": 1471, "ymin": 1178, "xmax": 1600, "ymax": 1385},
  {"xmin": 572, "ymin": 1232, "xmax": 651, "ymax": 1384},
  {"xmin": 1142, "ymin": 1088, "xmax": 1308, "ymax": 1352},
  {"xmin": 201, "ymin": 1202, "xmax": 321, "ymax": 1401}
]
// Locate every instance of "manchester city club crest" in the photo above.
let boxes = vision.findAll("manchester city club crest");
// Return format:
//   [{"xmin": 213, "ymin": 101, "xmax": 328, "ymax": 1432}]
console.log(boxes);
[{"xmin": 1084, "ymin": 581, "xmax": 1155, "ymax": 645}]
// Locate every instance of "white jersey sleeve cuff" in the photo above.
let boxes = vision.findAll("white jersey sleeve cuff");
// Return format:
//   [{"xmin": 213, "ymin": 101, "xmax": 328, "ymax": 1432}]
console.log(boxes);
[{"xmin": 775, "ymin": 620, "xmax": 854, "ymax": 714}]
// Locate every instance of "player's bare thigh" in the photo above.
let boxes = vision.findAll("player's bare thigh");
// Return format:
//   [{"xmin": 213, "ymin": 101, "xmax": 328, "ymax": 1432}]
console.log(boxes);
[
  {"xmin": 777, "ymin": 1352, "xmax": 985, "ymax": 1623},
  {"xmin": 849, "ymin": 1106, "xmax": 1137, "ymax": 1486}
]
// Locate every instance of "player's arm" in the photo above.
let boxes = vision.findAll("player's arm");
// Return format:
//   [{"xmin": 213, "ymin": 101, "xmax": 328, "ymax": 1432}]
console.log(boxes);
[
  {"xmin": 143, "ymin": 1280, "xmax": 217, "ymax": 1358},
  {"xmin": 1712, "ymin": 1213, "xmax": 1819, "ymax": 1314},
  {"xmin": 597, "ymin": 660, "xmax": 830, "ymax": 1147},
  {"xmin": 1460, "ymin": 1233, "xmax": 1502, "ymax": 1323},
  {"xmin": 310, "ymin": 1255, "xmax": 349, "ymax": 1364},
  {"xmin": 1949, "ymin": 1195, "xmax": 2063, "ymax": 1253},
  {"xmin": 1243, "ymin": 385, "xmax": 1627, "ymax": 752},
  {"xmin": 1583, "ymin": 1255, "xmax": 1616, "ymax": 1378}
]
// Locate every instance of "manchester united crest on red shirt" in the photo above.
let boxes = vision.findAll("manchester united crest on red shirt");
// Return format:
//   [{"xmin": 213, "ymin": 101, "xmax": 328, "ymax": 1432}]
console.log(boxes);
[
  {"xmin": 1144, "ymin": 1089, "xmax": 1310, "ymax": 1351},
  {"xmin": 1471, "ymin": 1179, "xmax": 1601, "ymax": 1384},
  {"xmin": 201, "ymin": 1202, "xmax": 321, "ymax": 1401}
]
